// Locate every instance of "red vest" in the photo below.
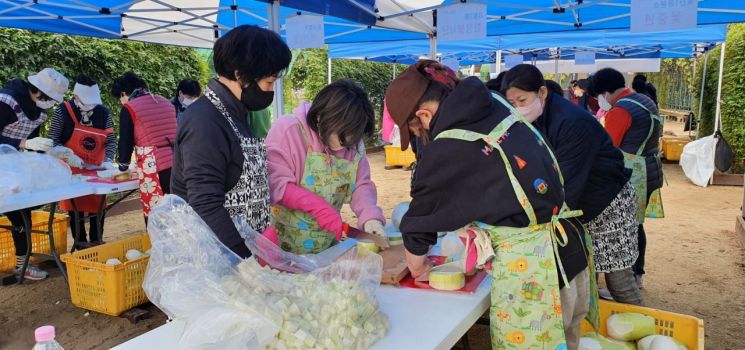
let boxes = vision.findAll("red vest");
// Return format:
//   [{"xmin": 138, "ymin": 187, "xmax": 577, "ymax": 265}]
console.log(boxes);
[{"xmin": 124, "ymin": 94, "xmax": 177, "ymax": 171}]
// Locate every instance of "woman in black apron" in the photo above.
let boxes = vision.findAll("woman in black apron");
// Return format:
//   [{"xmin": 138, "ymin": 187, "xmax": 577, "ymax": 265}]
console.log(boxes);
[{"xmin": 171, "ymin": 25, "xmax": 291, "ymax": 258}]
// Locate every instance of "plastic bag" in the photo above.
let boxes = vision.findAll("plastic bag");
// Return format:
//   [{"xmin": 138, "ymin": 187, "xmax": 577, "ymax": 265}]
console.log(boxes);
[
  {"xmin": 440, "ymin": 232, "xmax": 465, "ymax": 262},
  {"xmin": 389, "ymin": 125, "xmax": 401, "ymax": 147},
  {"xmin": 680, "ymin": 135, "xmax": 716, "ymax": 187},
  {"xmin": 144, "ymin": 195, "xmax": 387, "ymax": 350},
  {"xmin": 0, "ymin": 144, "xmax": 72, "ymax": 195}
]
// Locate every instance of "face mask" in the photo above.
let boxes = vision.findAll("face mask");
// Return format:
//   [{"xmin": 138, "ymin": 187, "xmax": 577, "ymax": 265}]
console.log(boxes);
[
  {"xmin": 516, "ymin": 94, "xmax": 543, "ymax": 122},
  {"xmin": 78, "ymin": 103, "xmax": 96, "ymax": 112},
  {"xmin": 598, "ymin": 94, "xmax": 613, "ymax": 111},
  {"xmin": 35, "ymin": 99, "xmax": 55, "ymax": 110},
  {"xmin": 180, "ymin": 97, "xmax": 196, "ymax": 107},
  {"xmin": 240, "ymin": 83, "xmax": 274, "ymax": 111}
]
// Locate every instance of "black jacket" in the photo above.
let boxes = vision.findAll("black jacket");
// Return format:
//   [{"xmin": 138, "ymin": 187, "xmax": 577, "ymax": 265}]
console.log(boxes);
[
  {"xmin": 171, "ymin": 79, "xmax": 255, "ymax": 258},
  {"xmin": 0, "ymin": 79, "xmax": 43, "ymax": 148},
  {"xmin": 534, "ymin": 94, "xmax": 631, "ymax": 222},
  {"xmin": 401, "ymin": 77, "xmax": 587, "ymax": 287}
]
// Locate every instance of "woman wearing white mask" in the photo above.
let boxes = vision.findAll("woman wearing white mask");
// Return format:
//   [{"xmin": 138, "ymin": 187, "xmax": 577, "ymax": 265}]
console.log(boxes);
[
  {"xmin": 172, "ymin": 79, "xmax": 201, "ymax": 123},
  {"xmin": 503, "ymin": 64, "xmax": 643, "ymax": 305},
  {"xmin": 0, "ymin": 67, "xmax": 69, "ymax": 281},
  {"xmin": 49, "ymin": 74, "xmax": 116, "ymax": 249}
]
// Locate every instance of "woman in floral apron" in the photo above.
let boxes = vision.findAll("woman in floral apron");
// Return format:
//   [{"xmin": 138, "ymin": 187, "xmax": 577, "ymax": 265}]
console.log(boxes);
[
  {"xmin": 264, "ymin": 80, "xmax": 386, "ymax": 254},
  {"xmin": 170, "ymin": 25, "xmax": 291, "ymax": 258},
  {"xmin": 386, "ymin": 60, "xmax": 593, "ymax": 350}
]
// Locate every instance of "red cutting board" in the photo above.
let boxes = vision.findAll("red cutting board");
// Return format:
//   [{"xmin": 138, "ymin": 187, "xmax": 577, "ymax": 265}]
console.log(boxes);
[{"xmin": 398, "ymin": 256, "xmax": 488, "ymax": 294}]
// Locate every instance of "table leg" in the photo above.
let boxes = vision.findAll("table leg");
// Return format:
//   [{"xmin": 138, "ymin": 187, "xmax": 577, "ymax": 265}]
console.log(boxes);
[
  {"xmin": 96, "ymin": 195, "xmax": 106, "ymax": 243},
  {"xmin": 18, "ymin": 211, "xmax": 32, "ymax": 285},
  {"xmin": 46, "ymin": 202, "xmax": 67, "ymax": 283},
  {"xmin": 70, "ymin": 199, "xmax": 80, "ymax": 253}
]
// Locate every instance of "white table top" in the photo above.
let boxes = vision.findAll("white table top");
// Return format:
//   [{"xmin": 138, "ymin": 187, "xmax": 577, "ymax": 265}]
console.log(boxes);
[
  {"xmin": 111, "ymin": 277, "xmax": 492, "ymax": 350},
  {"xmin": 0, "ymin": 179, "xmax": 139, "ymax": 213}
]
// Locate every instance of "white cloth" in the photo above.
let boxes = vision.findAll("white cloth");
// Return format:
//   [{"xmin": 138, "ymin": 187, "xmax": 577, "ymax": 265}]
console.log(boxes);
[
  {"xmin": 73, "ymin": 83, "xmax": 103, "ymax": 105},
  {"xmin": 680, "ymin": 135, "xmax": 716, "ymax": 187}
]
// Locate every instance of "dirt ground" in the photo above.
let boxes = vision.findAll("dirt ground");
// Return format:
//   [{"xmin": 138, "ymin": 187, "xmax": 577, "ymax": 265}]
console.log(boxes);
[{"xmin": 1, "ymin": 121, "xmax": 743, "ymax": 350}]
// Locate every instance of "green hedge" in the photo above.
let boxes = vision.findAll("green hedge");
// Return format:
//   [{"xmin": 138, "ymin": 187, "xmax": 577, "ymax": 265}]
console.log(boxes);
[
  {"xmin": 693, "ymin": 24, "xmax": 745, "ymax": 171},
  {"xmin": 0, "ymin": 28, "xmax": 209, "ymax": 134}
]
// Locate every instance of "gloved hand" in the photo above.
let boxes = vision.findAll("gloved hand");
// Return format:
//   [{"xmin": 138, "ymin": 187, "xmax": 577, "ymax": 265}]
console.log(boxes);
[
  {"xmin": 364, "ymin": 220, "xmax": 388, "ymax": 240},
  {"xmin": 279, "ymin": 183, "xmax": 343, "ymax": 240},
  {"xmin": 23, "ymin": 137, "xmax": 53, "ymax": 152},
  {"xmin": 66, "ymin": 154, "xmax": 84, "ymax": 168}
]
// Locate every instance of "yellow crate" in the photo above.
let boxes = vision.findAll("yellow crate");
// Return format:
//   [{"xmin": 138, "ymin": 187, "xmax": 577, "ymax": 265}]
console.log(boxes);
[
  {"xmin": 60, "ymin": 234, "xmax": 151, "ymax": 316},
  {"xmin": 663, "ymin": 139, "xmax": 690, "ymax": 161},
  {"xmin": 384, "ymin": 145, "xmax": 417, "ymax": 167},
  {"xmin": 0, "ymin": 211, "xmax": 68, "ymax": 272},
  {"xmin": 581, "ymin": 300, "xmax": 705, "ymax": 350}
]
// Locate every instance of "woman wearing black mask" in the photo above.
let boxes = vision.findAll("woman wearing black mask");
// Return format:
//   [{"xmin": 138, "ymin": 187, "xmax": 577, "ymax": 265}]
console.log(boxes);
[{"xmin": 171, "ymin": 25, "xmax": 291, "ymax": 258}]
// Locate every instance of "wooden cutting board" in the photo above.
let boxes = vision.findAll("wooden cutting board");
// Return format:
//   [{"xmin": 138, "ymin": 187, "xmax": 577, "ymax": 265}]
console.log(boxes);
[{"xmin": 378, "ymin": 245, "xmax": 409, "ymax": 285}]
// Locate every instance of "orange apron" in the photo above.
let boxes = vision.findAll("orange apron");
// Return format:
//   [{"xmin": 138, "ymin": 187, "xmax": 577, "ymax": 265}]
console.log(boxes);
[{"xmin": 60, "ymin": 102, "xmax": 112, "ymax": 213}]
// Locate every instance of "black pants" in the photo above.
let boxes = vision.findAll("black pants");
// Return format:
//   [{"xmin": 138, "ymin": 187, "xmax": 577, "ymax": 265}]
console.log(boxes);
[
  {"xmin": 633, "ymin": 188, "xmax": 654, "ymax": 276},
  {"xmin": 5, "ymin": 209, "xmax": 32, "ymax": 256},
  {"xmin": 70, "ymin": 212, "xmax": 104, "ymax": 243},
  {"xmin": 159, "ymin": 168, "xmax": 171, "ymax": 194}
]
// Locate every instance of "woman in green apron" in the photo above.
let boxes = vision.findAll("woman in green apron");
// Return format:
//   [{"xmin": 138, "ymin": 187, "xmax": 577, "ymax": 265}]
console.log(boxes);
[
  {"xmin": 386, "ymin": 60, "xmax": 593, "ymax": 350},
  {"xmin": 265, "ymin": 80, "xmax": 386, "ymax": 254},
  {"xmin": 590, "ymin": 68, "xmax": 664, "ymax": 288}
]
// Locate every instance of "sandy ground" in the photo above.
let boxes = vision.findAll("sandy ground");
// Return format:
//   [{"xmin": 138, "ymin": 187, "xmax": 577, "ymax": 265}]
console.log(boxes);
[{"xmin": 1, "ymin": 121, "xmax": 743, "ymax": 349}]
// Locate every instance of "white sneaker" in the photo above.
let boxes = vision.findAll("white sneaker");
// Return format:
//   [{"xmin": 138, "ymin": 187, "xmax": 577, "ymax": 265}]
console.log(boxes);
[{"xmin": 12, "ymin": 265, "xmax": 48, "ymax": 281}]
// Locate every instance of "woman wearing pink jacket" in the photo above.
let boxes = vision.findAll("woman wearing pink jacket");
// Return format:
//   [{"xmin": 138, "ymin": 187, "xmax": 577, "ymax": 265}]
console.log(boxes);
[{"xmin": 264, "ymin": 80, "xmax": 386, "ymax": 254}]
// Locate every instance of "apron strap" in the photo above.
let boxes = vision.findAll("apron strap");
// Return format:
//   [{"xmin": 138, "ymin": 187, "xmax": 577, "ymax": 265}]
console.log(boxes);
[
  {"xmin": 64, "ymin": 101, "xmax": 80, "ymax": 127},
  {"xmin": 294, "ymin": 117, "xmax": 314, "ymax": 152},
  {"xmin": 491, "ymin": 92, "xmax": 567, "ymax": 186},
  {"xmin": 617, "ymin": 98, "xmax": 662, "ymax": 156}
]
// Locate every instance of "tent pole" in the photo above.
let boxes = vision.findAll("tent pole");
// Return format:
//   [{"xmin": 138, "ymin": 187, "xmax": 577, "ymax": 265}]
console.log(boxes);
[
  {"xmin": 269, "ymin": 1, "xmax": 283, "ymax": 119},
  {"xmin": 714, "ymin": 42, "xmax": 726, "ymax": 133},
  {"xmin": 327, "ymin": 57, "xmax": 332, "ymax": 84},
  {"xmin": 554, "ymin": 50, "xmax": 559, "ymax": 80},
  {"xmin": 689, "ymin": 56, "xmax": 697, "ymax": 138},
  {"xmin": 496, "ymin": 50, "xmax": 502, "ymax": 74},
  {"xmin": 393, "ymin": 63, "xmax": 397, "ymax": 79},
  {"xmin": 232, "ymin": 0, "xmax": 237, "ymax": 28},
  {"xmin": 429, "ymin": 34, "xmax": 437, "ymax": 60},
  {"xmin": 696, "ymin": 52, "xmax": 709, "ymax": 137}
]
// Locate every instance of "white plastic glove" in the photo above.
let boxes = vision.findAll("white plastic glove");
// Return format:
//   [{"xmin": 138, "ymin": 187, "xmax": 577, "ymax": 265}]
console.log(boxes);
[
  {"xmin": 66, "ymin": 154, "xmax": 84, "ymax": 168},
  {"xmin": 101, "ymin": 161, "xmax": 117, "ymax": 170},
  {"xmin": 364, "ymin": 220, "xmax": 387, "ymax": 240},
  {"xmin": 23, "ymin": 137, "xmax": 53, "ymax": 152}
]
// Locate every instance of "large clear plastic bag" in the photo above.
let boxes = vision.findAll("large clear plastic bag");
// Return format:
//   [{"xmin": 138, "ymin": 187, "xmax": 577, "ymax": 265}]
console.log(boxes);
[
  {"xmin": 144, "ymin": 195, "xmax": 387, "ymax": 350},
  {"xmin": 0, "ymin": 144, "xmax": 72, "ymax": 198}
]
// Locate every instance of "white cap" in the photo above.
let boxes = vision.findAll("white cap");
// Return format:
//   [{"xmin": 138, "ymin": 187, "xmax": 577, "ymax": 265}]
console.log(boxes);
[
  {"xmin": 28, "ymin": 68, "xmax": 69, "ymax": 102},
  {"xmin": 73, "ymin": 83, "xmax": 102, "ymax": 105}
]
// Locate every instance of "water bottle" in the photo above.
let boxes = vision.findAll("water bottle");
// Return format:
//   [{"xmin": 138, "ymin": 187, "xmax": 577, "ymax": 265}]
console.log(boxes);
[{"xmin": 32, "ymin": 325, "xmax": 64, "ymax": 350}]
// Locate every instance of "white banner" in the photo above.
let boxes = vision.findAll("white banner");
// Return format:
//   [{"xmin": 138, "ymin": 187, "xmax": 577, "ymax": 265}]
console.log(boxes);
[
  {"xmin": 285, "ymin": 15, "xmax": 324, "ymax": 49},
  {"xmin": 631, "ymin": 0, "xmax": 697, "ymax": 33},
  {"xmin": 504, "ymin": 54, "xmax": 524, "ymax": 69},
  {"xmin": 574, "ymin": 51, "xmax": 596, "ymax": 65},
  {"xmin": 437, "ymin": 3, "xmax": 487, "ymax": 42}
]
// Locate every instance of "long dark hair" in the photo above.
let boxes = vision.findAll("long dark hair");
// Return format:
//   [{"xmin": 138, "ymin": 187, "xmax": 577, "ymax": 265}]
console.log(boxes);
[
  {"xmin": 307, "ymin": 80, "xmax": 375, "ymax": 150},
  {"xmin": 500, "ymin": 64, "xmax": 545, "ymax": 94}
]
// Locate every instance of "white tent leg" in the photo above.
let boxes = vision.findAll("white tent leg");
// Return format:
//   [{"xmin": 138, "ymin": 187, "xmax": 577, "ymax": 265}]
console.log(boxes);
[
  {"xmin": 496, "ymin": 50, "xmax": 502, "ymax": 74},
  {"xmin": 327, "ymin": 57, "xmax": 332, "ymax": 84},
  {"xmin": 714, "ymin": 42, "xmax": 726, "ymax": 133},
  {"xmin": 429, "ymin": 35, "xmax": 437, "ymax": 60},
  {"xmin": 393, "ymin": 63, "xmax": 396, "ymax": 79},
  {"xmin": 696, "ymin": 52, "xmax": 709, "ymax": 137},
  {"xmin": 268, "ymin": 0, "xmax": 283, "ymax": 119}
]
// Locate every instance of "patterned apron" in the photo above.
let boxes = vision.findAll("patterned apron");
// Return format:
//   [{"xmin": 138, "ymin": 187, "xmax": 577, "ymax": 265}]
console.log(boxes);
[
  {"xmin": 617, "ymin": 98, "xmax": 665, "ymax": 223},
  {"xmin": 60, "ymin": 102, "xmax": 112, "ymax": 213},
  {"xmin": 436, "ymin": 93, "xmax": 599, "ymax": 349},
  {"xmin": 205, "ymin": 88, "xmax": 271, "ymax": 232},
  {"xmin": 272, "ymin": 119, "xmax": 362, "ymax": 254},
  {"xmin": 135, "ymin": 146, "xmax": 163, "ymax": 217}
]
